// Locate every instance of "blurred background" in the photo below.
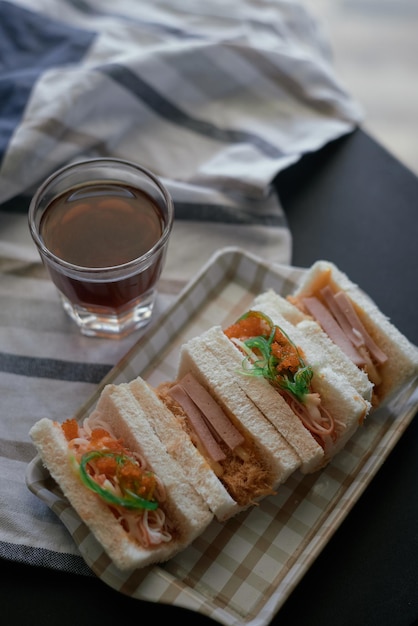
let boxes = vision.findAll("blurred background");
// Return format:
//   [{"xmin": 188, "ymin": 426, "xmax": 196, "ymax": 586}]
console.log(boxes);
[{"xmin": 303, "ymin": 0, "xmax": 418, "ymax": 176}]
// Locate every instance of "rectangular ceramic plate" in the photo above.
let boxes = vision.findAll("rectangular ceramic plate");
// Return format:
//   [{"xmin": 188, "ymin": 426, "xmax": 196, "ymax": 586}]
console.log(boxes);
[{"xmin": 26, "ymin": 247, "xmax": 418, "ymax": 626}]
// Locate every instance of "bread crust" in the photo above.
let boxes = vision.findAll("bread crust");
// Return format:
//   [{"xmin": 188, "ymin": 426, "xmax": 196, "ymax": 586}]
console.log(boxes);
[
  {"xmin": 248, "ymin": 293, "xmax": 370, "ymax": 462},
  {"xmin": 29, "ymin": 390, "xmax": 213, "ymax": 572},
  {"xmin": 28, "ymin": 259, "xmax": 418, "ymax": 573},
  {"xmin": 292, "ymin": 260, "xmax": 418, "ymax": 405},
  {"xmin": 187, "ymin": 325, "xmax": 324, "ymax": 473},
  {"xmin": 127, "ymin": 377, "xmax": 239, "ymax": 522},
  {"xmin": 177, "ymin": 328, "xmax": 304, "ymax": 478}
]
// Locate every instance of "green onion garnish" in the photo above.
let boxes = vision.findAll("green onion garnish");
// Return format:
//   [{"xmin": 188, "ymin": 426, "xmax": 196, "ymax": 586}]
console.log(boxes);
[
  {"xmin": 236, "ymin": 311, "xmax": 314, "ymax": 403},
  {"xmin": 79, "ymin": 450, "xmax": 159, "ymax": 511}
]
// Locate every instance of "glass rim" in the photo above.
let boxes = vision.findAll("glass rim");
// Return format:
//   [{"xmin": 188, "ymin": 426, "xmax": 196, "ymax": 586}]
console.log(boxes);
[{"xmin": 28, "ymin": 157, "xmax": 174, "ymax": 275}]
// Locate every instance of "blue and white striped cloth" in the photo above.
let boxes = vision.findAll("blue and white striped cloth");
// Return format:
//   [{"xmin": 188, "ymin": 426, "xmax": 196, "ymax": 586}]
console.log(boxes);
[{"xmin": 0, "ymin": 0, "xmax": 362, "ymax": 574}]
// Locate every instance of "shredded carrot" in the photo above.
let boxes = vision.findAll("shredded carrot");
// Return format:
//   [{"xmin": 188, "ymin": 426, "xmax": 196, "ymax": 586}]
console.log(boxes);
[
  {"xmin": 224, "ymin": 311, "xmax": 336, "ymax": 446},
  {"xmin": 225, "ymin": 316, "xmax": 301, "ymax": 375},
  {"xmin": 271, "ymin": 328, "xmax": 302, "ymax": 373},
  {"xmin": 89, "ymin": 428, "xmax": 112, "ymax": 444},
  {"xmin": 89, "ymin": 428, "xmax": 125, "ymax": 453},
  {"xmin": 94, "ymin": 454, "xmax": 118, "ymax": 477},
  {"xmin": 119, "ymin": 463, "xmax": 157, "ymax": 500},
  {"xmin": 61, "ymin": 418, "xmax": 79, "ymax": 442},
  {"xmin": 224, "ymin": 315, "xmax": 269, "ymax": 340}
]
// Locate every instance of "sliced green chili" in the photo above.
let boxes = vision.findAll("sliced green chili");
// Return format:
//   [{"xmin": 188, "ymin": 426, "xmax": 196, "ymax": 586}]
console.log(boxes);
[
  {"xmin": 236, "ymin": 311, "xmax": 314, "ymax": 403},
  {"xmin": 79, "ymin": 450, "xmax": 159, "ymax": 511}
]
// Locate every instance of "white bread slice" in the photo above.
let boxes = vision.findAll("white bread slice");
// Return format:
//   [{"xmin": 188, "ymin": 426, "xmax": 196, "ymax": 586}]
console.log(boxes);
[
  {"xmin": 248, "ymin": 295, "xmax": 371, "ymax": 461},
  {"xmin": 30, "ymin": 385, "xmax": 213, "ymax": 571},
  {"xmin": 291, "ymin": 260, "xmax": 418, "ymax": 405},
  {"xmin": 125, "ymin": 376, "xmax": 240, "ymax": 522},
  {"xmin": 252, "ymin": 289, "xmax": 374, "ymax": 404},
  {"xmin": 180, "ymin": 325, "xmax": 324, "ymax": 474},
  {"xmin": 177, "ymin": 328, "xmax": 305, "ymax": 478}
]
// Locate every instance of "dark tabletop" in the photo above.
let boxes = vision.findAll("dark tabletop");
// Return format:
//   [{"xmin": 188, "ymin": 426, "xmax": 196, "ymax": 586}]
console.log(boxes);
[{"xmin": 3, "ymin": 128, "xmax": 418, "ymax": 626}]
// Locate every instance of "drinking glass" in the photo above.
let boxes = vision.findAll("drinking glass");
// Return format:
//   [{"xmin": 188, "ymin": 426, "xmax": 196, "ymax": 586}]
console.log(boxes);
[{"xmin": 28, "ymin": 158, "xmax": 174, "ymax": 338}]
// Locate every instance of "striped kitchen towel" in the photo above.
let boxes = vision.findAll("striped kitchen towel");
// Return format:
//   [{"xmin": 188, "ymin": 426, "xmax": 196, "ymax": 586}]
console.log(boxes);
[
  {"xmin": 0, "ymin": 0, "xmax": 362, "ymax": 576},
  {"xmin": 0, "ymin": 0, "xmax": 362, "ymax": 277}
]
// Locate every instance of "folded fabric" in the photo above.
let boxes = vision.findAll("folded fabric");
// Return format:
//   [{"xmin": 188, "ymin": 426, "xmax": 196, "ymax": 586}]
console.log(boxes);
[
  {"xmin": 0, "ymin": 0, "xmax": 362, "ymax": 275},
  {"xmin": 0, "ymin": 0, "xmax": 363, "ymax": 575},
  {"xmin": 1, "ymin": 0, "xmax": 362, "ymax": 198}
]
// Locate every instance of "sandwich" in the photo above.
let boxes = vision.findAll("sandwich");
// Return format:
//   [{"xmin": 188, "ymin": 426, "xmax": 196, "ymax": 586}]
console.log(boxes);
[
  {"xmin": 124, "ymin": 376, "xmax": 241, "ymax": 522},
  {"xmin": 151, "ymin": 364, "xmax": 301, "ymax": 518},
  {"xmin": 29, "ymin": 382, "xmax": 213, "ymax": 571},
  {"xmin": 252, "ymin": 289, "xmax": 374, "ymax": 405},
  {"xmin": 27, "ymin": 257, "xmax": 418, "ymax": 575},
  {"xmin": 287, "ymin": 260, "xmax": 418, "ymax": 405},
  {"xmin": 176, "ymin": 325, "xmax": 324, "ymax": 474},
  {"xmin": 218, "ymin": 297, "xmax": 371, "ymax": 467}
]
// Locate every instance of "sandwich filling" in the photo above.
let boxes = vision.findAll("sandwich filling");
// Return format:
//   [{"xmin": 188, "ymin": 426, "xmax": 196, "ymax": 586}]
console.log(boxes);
[
  {"xmin": 224, "ymin": 310, "xmax": 337, "ymax": 448},
  {"xmin": 61, "ymin": 416, "xmax": 174, "ymax": 548},
  {"xmin": 288, "ymin": 269, "xmax": 388, "ymax": 394},
  {"xmin": 157, "ymin": 373, "xmax": 276, "ymax": 506}
]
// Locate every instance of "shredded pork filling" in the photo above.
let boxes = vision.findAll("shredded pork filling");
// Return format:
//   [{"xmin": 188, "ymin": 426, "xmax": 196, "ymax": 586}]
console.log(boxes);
[{"xmin": 157, "ymin": 378, "xmax": 276, "ymax": 506}]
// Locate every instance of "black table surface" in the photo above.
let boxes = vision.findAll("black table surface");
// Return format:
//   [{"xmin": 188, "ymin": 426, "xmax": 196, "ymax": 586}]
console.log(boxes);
[{"xmin": 3, "ymin": 128, "xmax": 418, "ymax": 626}]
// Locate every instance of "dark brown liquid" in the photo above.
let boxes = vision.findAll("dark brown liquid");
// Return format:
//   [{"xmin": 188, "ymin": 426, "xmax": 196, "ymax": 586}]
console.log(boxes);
[
  {"xmin": 40, "ymin": 183, "xmax": 167, "ymax": 311},
  {"xmin": 41, "ymin": 183, "xmax": 163, "ymax": 267}
]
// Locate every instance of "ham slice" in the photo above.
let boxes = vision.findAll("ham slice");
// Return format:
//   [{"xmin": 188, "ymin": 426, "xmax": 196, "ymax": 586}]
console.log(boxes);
[
  {"xmin": 301, "ymin": 281, "xmax": 388, "ymax": 386},
  {"xmin": 333, "ymin": 291, "xmax": 388, "ymax": 365},
  {"xmin": 301, "ymin": 296, "xmax": 366, "ymax": 366},
  {"xmin": 320, "ymin": 286, "xmax": 364, "ymax": 349},
  {"xmin": 178, "ymin": 373, "xmax": 245, "ymax": 451},
  {"xmin": 168, "ymin": 383, "xmax": 226, "ymax": 463}
]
